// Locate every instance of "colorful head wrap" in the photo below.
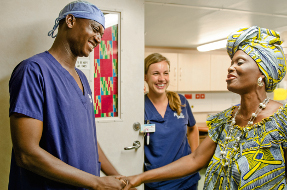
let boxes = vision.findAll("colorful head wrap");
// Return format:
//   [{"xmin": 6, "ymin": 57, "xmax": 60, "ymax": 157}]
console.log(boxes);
[
  {"xmin": 227, "ymin": 26, "xmax": 286, "ymax": 92},
  {"xmin": 48, "ymin": 0, "xmax": 105, "ymax": 38}
]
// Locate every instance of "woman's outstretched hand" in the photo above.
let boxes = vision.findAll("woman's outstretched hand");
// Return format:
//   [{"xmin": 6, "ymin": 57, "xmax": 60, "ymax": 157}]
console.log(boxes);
[{"xmin": 116, "ymin": 175, "xmax": 142, "ymax": 190}]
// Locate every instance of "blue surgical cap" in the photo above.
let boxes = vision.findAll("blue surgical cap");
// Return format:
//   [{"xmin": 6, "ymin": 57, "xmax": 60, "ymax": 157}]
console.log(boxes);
[{"xmin": 48, "ymin": 0, "xmax": 105, "ymax": 38}]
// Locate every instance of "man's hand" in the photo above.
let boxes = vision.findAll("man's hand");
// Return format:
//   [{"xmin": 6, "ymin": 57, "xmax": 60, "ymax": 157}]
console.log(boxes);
[
  {"xmin": 116, "ymin": 175, "xmax": 142, "ymax": 190},
  {"xmin": 91, "ymin": 176, "xmax": 126, "ymax": 190}
]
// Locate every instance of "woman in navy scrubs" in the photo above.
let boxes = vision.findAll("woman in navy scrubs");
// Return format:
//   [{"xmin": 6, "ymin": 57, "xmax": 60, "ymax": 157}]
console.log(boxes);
[{"xmin": 143, "ymin": 53, "xmax": 200, "ymax": 190}]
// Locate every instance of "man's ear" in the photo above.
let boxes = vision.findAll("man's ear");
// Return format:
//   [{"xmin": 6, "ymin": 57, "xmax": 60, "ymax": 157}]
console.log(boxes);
[{"xmin": 65, "ymin": 14, "xmax": 76, "ymax": 28}]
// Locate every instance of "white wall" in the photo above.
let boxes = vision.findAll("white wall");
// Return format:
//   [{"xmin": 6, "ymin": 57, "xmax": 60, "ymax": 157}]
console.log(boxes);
[
  {"xmin": 179, "ymin": 91, "xmax": 274, "ymax": 123},
  {"xmin": 0, "ymin": 0, "xmax": 144, "ymax": 189},
  {"xmin": 179, "ymin": 91, "xmax": 240, "ymax": 122}
]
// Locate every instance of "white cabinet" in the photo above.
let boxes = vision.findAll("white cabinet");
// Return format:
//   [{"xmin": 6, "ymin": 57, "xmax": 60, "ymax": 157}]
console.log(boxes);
[
  {"xmin": 162, "ymin": 53, "xmax": 178, "ymax": 91},
  {"xmin": 210, "ymin": 54, "xmax": 231, "ymax": 91},
  {"xmin": 178, "ymin": 53, "xmax": 211, "ymax": 91},
  {"xmin": 177, "ymin": 53, "xmax": 230, "ymax": 92}
]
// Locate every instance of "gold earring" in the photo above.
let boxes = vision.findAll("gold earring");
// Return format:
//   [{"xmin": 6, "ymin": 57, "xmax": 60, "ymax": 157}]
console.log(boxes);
[{"xmin": 258, "ymin": 77, "xmax": 264, "ymax": 87}]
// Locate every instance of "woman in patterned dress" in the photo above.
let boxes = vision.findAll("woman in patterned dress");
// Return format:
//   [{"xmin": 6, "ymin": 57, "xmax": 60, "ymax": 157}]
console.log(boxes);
[{"xmin": 119, "ymin": 26, "xmax": 287, "ymax": 190}]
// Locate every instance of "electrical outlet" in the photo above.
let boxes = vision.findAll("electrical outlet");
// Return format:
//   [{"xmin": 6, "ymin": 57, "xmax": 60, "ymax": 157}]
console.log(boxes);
[{"xmin": 76, "ymin": 59, "xmax": 90, "ymax": 70}]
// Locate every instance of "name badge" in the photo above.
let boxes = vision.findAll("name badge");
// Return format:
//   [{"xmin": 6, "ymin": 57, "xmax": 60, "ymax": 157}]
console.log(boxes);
[{"xmin": 140, "ymin": 124, "xmax": 156, "ymax": 133}]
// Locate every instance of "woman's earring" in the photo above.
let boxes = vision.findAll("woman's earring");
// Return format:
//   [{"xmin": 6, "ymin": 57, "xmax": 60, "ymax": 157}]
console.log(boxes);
[{"xmin": 258, "ymin": 77, "xmax": 264, "ymax": 87}]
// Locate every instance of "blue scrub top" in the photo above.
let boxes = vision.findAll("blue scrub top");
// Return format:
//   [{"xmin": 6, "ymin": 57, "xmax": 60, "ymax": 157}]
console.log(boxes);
[
  {"xmin": 8, "ymin": 51, "xmax": 100, "ymax": 190},
  {"xmin": 144, "ymin": 94, "xmax": 200, "ymax": 190}
]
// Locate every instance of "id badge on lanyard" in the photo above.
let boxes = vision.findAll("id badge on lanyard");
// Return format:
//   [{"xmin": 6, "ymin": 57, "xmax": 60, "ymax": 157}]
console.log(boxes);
[{"xmin": 141, "ymin": 120, "xmax": 155, "ymax": 145}]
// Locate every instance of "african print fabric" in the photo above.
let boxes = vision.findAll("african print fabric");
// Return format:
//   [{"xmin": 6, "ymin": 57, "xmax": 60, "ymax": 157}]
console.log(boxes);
[
  {"xmin": 227, "ymin": 26, "xmax": 286, "ymax": 92},
  {"xmin": 204, "ymin": 104, "xmax": 287, "ymax": 190},
  {"xmin": 94, "ymin": 25, "xmax": 118, "ymax": 118}
]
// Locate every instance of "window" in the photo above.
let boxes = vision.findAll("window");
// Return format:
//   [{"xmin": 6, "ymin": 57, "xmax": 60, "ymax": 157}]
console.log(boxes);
[{"xmin": 93, "ymin": 12, "xmax": 120, "ymax": 118}]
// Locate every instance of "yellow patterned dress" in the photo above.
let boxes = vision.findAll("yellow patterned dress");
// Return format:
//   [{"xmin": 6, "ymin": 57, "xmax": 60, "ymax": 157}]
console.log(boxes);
[{"xmin": 204, "ymin": 104, "xmax": 287, "ymax": 190}]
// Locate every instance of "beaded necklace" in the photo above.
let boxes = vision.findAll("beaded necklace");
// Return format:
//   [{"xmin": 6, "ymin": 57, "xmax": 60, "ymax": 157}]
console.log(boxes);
[{"xmin": 220, "ymin": 97, "xmax": 270, "ymax": 166}]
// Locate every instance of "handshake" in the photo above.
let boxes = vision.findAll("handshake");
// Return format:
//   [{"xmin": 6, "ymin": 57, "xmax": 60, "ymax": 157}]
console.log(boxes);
[{"xmin": 116, "ymin": 175, "xmax": 140, "ymax": 190}]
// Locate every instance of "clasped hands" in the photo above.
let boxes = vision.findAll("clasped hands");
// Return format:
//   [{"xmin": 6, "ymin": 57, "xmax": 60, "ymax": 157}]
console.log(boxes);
[{"xmin": 116, "ymin": 175, "xmax": 141, "ymax": 190}]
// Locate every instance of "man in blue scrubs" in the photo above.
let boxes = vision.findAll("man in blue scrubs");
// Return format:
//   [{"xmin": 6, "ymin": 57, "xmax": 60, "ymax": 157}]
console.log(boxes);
[{"xmin": 8, "ymin": 1, "xmax": 126, "ymax": 189}]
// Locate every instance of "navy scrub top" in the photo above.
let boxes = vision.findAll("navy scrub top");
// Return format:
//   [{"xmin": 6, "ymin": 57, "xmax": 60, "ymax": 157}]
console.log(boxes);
[
  {"xmin": 8, "ymin": 51, "xmax": 100, "ymax": 190},
  {"xmin": 144, "ymin": 94, "xmax": 200, "ymax": 190}
]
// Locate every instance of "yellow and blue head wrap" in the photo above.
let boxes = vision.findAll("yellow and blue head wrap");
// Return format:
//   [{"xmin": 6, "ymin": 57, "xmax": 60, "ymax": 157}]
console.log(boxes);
[{"xmin": 227, "ymin": 26, "xmax": 286, "ymax": 92}]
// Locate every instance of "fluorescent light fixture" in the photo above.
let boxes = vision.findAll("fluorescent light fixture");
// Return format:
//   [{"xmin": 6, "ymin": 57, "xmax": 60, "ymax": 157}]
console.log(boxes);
[
  {"xmin": 104, "ymin": 13, "xmax": 119, "ymax": 28},
  {"xmin": 197, "ymin": 39, "xmax": 227, "ymax": 52}
]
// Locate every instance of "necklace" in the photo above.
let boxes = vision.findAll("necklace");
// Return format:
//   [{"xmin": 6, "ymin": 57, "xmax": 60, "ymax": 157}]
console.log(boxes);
[{"xmin": 220, "ymin": 97, "xmax": 270, "ymax": 167}]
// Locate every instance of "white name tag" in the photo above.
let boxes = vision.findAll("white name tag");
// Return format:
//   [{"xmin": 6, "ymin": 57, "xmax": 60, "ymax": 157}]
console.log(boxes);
[{"xmin": 140, "ymin": 124, "xmax": 155, "ymax": 133}]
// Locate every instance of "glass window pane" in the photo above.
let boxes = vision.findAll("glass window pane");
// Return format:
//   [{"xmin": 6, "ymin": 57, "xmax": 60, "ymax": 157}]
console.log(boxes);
[{"xmin": 93, "ymin": 13, "xmax": 119, "ymax": 118}]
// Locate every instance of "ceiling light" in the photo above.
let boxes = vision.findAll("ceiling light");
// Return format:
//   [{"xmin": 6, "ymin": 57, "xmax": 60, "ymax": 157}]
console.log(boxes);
[{"xmin": 197, "ymin": 39, "xmax": 227, "ymax": 52}]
